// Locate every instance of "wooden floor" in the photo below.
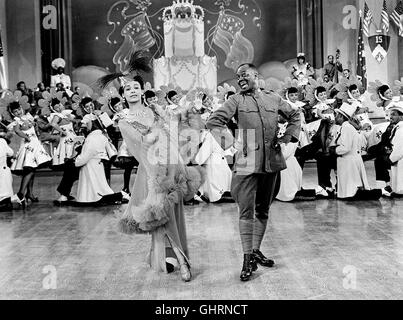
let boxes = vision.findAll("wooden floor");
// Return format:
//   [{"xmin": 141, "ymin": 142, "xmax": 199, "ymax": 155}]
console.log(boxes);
[{"xmin": 0, "ymin": 164, "xmax": 403, "ymax": 300}]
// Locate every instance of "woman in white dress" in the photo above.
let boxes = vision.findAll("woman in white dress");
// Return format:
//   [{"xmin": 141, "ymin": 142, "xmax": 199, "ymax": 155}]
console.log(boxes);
[
  {"xmin": 291, "ymin": 53, "xmax": 314, "ymax": 87},
  {"xmin": 7, "ymin": 102, "xmax": 51, "ymax": 206}
]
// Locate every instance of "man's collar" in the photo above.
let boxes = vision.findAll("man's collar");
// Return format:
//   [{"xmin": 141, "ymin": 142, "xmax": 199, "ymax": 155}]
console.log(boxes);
[{"xmin": 240, "ymin": 88, "xmax": 262, "ymax": 97}]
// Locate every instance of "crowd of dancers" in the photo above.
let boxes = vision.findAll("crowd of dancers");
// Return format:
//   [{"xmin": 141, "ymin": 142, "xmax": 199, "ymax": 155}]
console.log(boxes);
[{"xmin": 1, "ymin": 57, "xmax": 403, "ymax": 213}]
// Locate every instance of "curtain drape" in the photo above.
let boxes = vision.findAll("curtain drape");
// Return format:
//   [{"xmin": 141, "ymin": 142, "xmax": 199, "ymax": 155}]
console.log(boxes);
[
  {"xmin": 40, "ymin": 0, "xmax": 72, "ymax": 87},
  {"xmin": 297, "ymin": 0, "xmax": 324, "ymax": 69}
]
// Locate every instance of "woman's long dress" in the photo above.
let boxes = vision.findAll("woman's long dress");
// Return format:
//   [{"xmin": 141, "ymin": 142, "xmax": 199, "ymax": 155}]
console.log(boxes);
[{"xmin": 118, "ymin": 109, "xmax": 204, "ymax": 273}]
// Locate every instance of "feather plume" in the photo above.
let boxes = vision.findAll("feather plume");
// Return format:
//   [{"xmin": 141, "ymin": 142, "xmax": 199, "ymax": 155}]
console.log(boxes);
[
  {"xmin": 96, "ymin": 72, "xmax": 124, "ymax": 89},
  {"xmin": 127, "ymin": 50, "xmax": 152, "ymax": 74},
  {"xmin": 96, "ymin": 51, "xmax": 152, "ymax": 89}
]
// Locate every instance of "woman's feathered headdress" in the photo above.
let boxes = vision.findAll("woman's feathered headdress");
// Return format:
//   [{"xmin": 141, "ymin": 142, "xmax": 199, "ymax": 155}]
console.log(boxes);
[{"xmin": 97, "ymin": 51, "xmax": 152, "ymax": 89}]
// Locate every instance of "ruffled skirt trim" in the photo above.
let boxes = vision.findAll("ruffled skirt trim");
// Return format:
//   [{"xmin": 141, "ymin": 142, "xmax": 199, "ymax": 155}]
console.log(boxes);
[{"xmin": 117, "ymin": 165, "xmax": 205, "ymax": 235}]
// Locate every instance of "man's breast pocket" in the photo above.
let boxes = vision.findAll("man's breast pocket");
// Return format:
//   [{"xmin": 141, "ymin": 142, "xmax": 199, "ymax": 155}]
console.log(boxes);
[{"xmin": 262, "ymin": 105, "xmax": 278, "ymax": 114}]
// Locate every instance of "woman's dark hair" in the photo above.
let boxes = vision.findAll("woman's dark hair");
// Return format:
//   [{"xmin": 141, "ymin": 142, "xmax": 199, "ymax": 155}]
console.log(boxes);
[
  {"xmin": 16, "ymin": 81, "xmax": 26, "ymax": 88},
  {"xmin": 51, "ymin": 98, "xmax": 61, "ymax": 107},
  {"xmin": 81, "ymin": 97, "xmax": 93, "ymax": 107},
  {"xmin": 110, "ymin": 97, "xmax": 121, "ymax": 108},
  {"xmin": 132, "ymin": 75, "xmax": 145, "ymax": 90},
  {"xmin": 109, "ymin": 97, "xmax": 122, "ymax": 113},
  {"xmin": 348, "ymin": 84, "xmax": 358, "ymax": 92},
  {"xmin": 297, "ymin": 56, "xmax": 306, "ymax": 63},
  {"xmin": 8, "ymin": 101, "xmax": 21, "ymax": 113},
  {"xmin": 287, "ymin": 87, "xmax": 299, "ymax": 95},
  {"xmin": 144, "ymin": 90, "xmax": 156, "ymax": 100},
  {"xmin": 378, "ymin": 85, "xmax": 390, "ymax": 96},
  {"xmin": 118, "ymin": 75, "xmax": 145, "ymax": 96},
  {"xmin": 315, "ymin": 86, "xmax": 327, "ymax": 94},
  {"xmin": 167, "ymin": 90, "xmax": 178, "ymax": 102}
]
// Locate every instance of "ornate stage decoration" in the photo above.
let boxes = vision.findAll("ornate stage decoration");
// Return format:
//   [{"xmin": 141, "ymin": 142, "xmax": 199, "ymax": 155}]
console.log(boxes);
[
  {"xmin": 368, "ymin": 32, "xmax": 390, "ymax": 64},
  {"xmin": 106, "ymin": 0, "xmax": 261, "ymax": 92},
  {"xmin": 106, "ymin": 0, "xmax": 164, "ymax": 73},
  {"xmin": 361, "ymin": 1, "xmax": 392, "ymax": 64}
]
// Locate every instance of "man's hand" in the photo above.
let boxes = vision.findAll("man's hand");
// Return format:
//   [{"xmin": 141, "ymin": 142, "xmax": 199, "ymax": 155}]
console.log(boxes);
[{"xmin": 277, "ymin": 134, "xmax": 292, "ymax": 145}]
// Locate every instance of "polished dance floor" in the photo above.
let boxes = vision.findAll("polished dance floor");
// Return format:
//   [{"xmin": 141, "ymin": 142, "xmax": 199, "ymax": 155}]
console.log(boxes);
[{"xmin": 0, "ymin": 164, "xmax": 403, "ymax": 300}]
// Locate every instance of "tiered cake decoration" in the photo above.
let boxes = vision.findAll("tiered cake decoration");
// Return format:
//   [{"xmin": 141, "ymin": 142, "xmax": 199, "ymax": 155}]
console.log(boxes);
[{"xmin": 153, "ymin": 0, "xmax": 217, "ymax": 93}]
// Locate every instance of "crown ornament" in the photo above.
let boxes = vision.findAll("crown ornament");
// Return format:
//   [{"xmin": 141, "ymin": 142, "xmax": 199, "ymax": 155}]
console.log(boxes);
[{"xmin": 163, "ymin": 0, "xmax": 204, "ymax": 22}]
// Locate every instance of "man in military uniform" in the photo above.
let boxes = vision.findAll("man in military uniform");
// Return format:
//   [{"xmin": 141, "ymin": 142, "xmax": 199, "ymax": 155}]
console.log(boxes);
[{"xmin": 206, "ymin": 64, "xmax": 301, "ymax": 281}]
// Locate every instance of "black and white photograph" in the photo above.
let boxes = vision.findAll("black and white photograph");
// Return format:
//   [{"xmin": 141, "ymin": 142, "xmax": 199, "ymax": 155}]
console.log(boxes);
[{"xmin": 0, "ymin": 0, "xmax": 403, "ymax": 306}]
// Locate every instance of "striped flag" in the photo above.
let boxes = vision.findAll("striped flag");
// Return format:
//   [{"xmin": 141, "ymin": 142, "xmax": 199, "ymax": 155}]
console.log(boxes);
[
  {"xmin": 363, "ymin": 2, "xmax": 373, "ymax": 37},
  {"xmin": 0, "ymin": 26, "xmax": 8, "ymax": 91},
  {"xmin": 381, "ymin": 0, "xmax": 390, "ymax": 33},
  {"xmin": 391, "ymin": 0, "xmax": 403, "ymax": 36},
  {"xmin": 357, "ymin": 15, "xmax": 367, "ymax": 90}
]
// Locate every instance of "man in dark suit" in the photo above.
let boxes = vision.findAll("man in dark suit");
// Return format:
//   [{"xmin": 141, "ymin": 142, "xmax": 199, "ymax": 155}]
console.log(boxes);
[{"xmin": 206, "ymin": 64, "xmax": 301, "ymax": 281}]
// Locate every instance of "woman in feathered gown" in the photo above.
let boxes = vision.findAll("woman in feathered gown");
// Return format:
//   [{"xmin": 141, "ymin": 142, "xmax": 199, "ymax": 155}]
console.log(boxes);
[{"xmin": 98, "ymin": 54, "xmax": 204, "ymax": 282}]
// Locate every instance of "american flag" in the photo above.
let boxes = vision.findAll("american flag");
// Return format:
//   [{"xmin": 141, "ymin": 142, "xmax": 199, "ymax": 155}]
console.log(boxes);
[
  {"xmin": 391, "ymin": 0, "xmax": 403, "ymax": 36},
  {"xmin": 357, "ymin": 15, "xmax": 367, "ymax": 90},
  {"xmin": 381, "ymin": 0, "xmax": 390, "ymax": 33},
  {"xmin": 363, "ymin": 2, "xmax": 373, "ymax": 37},
  {"xmin": 0, "ymin": 26, "xmax": 8, "ymax": 91}
]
